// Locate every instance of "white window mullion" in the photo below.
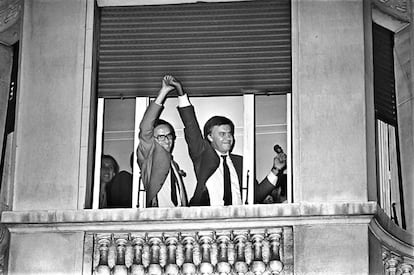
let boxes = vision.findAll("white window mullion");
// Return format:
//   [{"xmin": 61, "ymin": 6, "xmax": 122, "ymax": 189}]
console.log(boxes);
[
  {"xmin": 92, "ymin": 98, "xmax": 105, "ymax": 209},
  {"xmin": 134, "ymin": 97, "xmax": 150, "ymax": 208},
  {"xmin": 243, "ymin": 94, "xmax": 255, "ymax": 204},
  {"xmin": 286, "ymin": 93, "xmax": 292, "ymax": 203}
]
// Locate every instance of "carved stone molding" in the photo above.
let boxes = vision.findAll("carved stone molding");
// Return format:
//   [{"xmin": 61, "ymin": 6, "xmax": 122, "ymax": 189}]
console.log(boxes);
[
  {"xmin": 373, "ymin": 0, "xmax": 411, "ymax": 22},
  {"xmin": 92, "ymin": 227, "xmax": 293, "ymax": 275},
  {"xmin": 0, "ymin": 0, "xmax": 21, "ymax": 33}
]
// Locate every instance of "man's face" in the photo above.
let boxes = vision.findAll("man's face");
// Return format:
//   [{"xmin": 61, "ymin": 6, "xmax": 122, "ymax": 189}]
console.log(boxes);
[
  {"xmin": 101, "ymin": 158, "xmax": 116, "ymax": 184},
  {"xmin": 207, "ymin": 124, "xmax": 234, "ymax": 154},
  {"xmin": 154, "ymin": 124, "xmax": 175, "ymax": 152}
]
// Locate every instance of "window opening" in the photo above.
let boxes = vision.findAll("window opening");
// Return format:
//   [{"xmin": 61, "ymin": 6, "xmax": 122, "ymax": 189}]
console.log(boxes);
[
  {"xmin": 92, "ymin": 0, "xmax": 292, "ymax": 209},
  {"xmin": 373, "ymin": 22, "xmax": 406, "ymax": 229}
]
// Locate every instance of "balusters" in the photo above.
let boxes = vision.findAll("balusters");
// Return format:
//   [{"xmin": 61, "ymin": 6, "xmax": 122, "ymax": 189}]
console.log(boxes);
[
  {"xmin": 95, "ymin": 234, "xmax": 111, "ymax": 275},
  {"xmin": 400, "ymin": 263, "xmax": 413, "ymax": 275},
  {"xmin": 165, "ymin": 235, "xmax": 179, "ymax": 275},
  {"xmin": 113, "ymin": 234, "xmax": 129, "ymax": 275},
  {"xmin": 182, "ymin": 235, "xmax": 197, "ymax": 275},
  {"xmin": 130, "ymin": 234, "xmax": 145, "ymax": 275},
  {"xmin": 93, "ymin": 228, "xmax": 286, "ymax": 275},
  {"xmin": 383, "ymin": 249, "xmax": 414, "ymax": 275},
  {"xmin": 233, "ymin": 231, "xmax": 249, "ymax": 275},
  {"xmin": 198, "ymin": 232, "xmax": 214, "ymax": 275},
  {"xmin": 125, "ymin": 235, "xmax": 134, "ymax": 269},
  {"xmin": 216, "ymin": 233, "xmax": 231, "ymax": 275},
  {"xmin": 148, "ymin": 235, "xmax": 163, "ymax": 275},
  {"xmin": 267, "ymin": 229, "xmax": 283, "ymax": 274},
  {"xmin": 250, "ymin": 232, "xmax": 266, "ymax": 275}
]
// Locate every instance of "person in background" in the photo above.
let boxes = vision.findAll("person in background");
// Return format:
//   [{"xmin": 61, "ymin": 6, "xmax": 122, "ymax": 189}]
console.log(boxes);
[
  {"xmin": 136, "ymin": 75, "xmax": 188, "ymax": 208},
  {"xmin": 106, "ymin": 153, "xmax": 133, "ymax": 208},
  {"xmin": 100, "ymin": 154, "xmax": 119, "ymax": 208},
  {"xmin": 167, "ymin": 75, "xmax": 287, "ymax": 206},
  {"xmin": 258, "ymin": 145, "xmax": 288, "ymax": 204}
]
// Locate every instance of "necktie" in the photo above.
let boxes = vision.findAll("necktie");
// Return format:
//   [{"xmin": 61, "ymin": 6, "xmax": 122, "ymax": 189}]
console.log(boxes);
[
  {"xmin": 170, "ymin": 164, "xmax": 178, "ymax": 206},
  {"xmin": 221, "ymin": 155, "xmax": 232, "ymax": 205}
]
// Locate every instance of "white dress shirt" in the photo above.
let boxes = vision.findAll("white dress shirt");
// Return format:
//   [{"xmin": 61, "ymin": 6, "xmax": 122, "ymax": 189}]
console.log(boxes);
[
  {"xmin": 205, "ymin": 151, "xmax": 242, "ymax": 206},
  {"xmin": 157, "ymin": 163, "xmax": 183, "ymax": 208}
]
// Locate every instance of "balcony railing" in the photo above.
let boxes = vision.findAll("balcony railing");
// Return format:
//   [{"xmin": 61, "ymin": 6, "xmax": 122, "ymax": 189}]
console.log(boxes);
[{"xmin": 92, "ymin": 227, "xmax": 293, "ymax": 275}]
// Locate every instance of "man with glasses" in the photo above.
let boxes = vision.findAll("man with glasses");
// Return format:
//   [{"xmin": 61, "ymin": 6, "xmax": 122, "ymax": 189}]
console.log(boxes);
[{"xmin": 136, "ymin": 75, "xmax": 188, "ymax": 207}]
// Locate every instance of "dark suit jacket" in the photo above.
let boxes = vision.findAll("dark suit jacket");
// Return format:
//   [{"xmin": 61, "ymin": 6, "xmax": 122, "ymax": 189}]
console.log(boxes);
[
  {"xmin": 178, "ymin": 105, "xmax": 275, "ymax": 206},
  {"xmin": 137, "ymin": 102, "xmax": 187, "ymax": 207},
  {"xmin": 106, "ymin": 171, "xmax": 132, "ymax": 208}
]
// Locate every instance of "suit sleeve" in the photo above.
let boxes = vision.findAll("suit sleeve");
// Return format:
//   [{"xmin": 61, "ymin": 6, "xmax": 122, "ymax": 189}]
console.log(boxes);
[
  {"xmin": 137, "ymin": 102, "xmax": 163, "ymax": 164},
  {"xmin": 254, "ymin": 176, "xmax": 277, "ymax": 203},
  {"xmin": 178, "ymin": 105, "xmax": 206, "ymax": 161}
]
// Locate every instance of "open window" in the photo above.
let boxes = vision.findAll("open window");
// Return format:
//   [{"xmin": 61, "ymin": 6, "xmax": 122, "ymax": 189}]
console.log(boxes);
[
  {"xmin": 372, "ymin": 22, "xmax": 406, "ymax": 229},
  {"xmin": 92, "ymin": 0, "xmax": 292, "ymax": 209}
]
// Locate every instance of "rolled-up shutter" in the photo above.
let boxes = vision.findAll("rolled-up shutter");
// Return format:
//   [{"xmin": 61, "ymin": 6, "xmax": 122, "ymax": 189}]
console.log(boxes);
[
  {"xmin": 373, "ymin": 22, "xmax": 397, "ymax": 126},
  {"xmin": 97, "ymin": 0, "xmax": 291, "ymax": 98}
]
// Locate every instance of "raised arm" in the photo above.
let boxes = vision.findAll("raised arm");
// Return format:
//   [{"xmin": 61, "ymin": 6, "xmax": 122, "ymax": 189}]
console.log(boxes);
[
  {"xmin": 137, "ymin": 76, "xmax": 175, "ymax": 160},
  {"xmin": 168, "ymin": 76, "xmax": 206, "ymax": 161},
  {"xmin": 255, "ymin": 147, "xmax": 287, "ymax": 203}
]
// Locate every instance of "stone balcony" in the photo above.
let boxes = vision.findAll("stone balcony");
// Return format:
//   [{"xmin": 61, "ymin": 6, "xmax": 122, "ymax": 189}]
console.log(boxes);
[{"xmin": 1, "ymin": 202, "xmax": 413, "ymax": 274}]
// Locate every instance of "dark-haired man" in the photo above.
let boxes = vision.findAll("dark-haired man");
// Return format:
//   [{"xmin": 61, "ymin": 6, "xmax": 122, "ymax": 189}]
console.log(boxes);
[
  {"xmin": 136, "ymin": 76, "xmax": 188, "ymax": 207},
  {"xmin": 169, "ymin": 76, "xmax": 286, "ymax": 206}
]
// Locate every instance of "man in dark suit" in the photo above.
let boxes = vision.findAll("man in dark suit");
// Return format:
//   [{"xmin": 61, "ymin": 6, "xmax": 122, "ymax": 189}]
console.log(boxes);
[
  {"xmin": 136, "ymin": 76, "xmax": 188, "ymax": 208},
  {"xmin": 168, "ymin": 76, "xmax": 286, "ymax": 206}
]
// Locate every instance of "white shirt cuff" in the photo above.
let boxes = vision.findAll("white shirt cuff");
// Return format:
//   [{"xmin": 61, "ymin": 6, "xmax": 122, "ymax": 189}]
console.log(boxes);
[
  {"xmin": 178, "ymin": 94, "xmax": 191, "ymax": 107},
  {"xmin": 266, "ymin": 171, "xmax": 278, "ymax": 186}
]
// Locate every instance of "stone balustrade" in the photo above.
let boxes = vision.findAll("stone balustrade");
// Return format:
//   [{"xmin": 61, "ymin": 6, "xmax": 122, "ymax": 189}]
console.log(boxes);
[
  {"xmin": 1, "ymin": 202, "xmax": 412, "ymax": 274},
  {"xmin": 382, "ymin": 248, "xmax": 413, "ymax": 275},
  {"xmin": 92, "ymin": 228, "xmax": 292, "ymax": 275}
]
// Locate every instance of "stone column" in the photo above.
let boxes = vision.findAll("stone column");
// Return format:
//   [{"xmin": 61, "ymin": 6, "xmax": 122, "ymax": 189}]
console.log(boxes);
[{"xmin": 293, "ymin": 0, "xmax": 372, "ymax": 202}]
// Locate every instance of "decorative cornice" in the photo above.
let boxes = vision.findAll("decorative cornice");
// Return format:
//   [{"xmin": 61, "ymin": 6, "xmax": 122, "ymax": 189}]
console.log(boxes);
[
  {"xmin": 372, "ymin": 0, "xmax": 411, "ymax": 22},
  {"xmin": 0, "ymin": 0, "xmax": 22, "ymax": 33}
]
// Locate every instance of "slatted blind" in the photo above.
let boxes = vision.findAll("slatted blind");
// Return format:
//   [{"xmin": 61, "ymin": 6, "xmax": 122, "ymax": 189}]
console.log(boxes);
[
  {"xmin": 97, "ymin": 0, "xmax": 291, "ymax": 98},
  {"xmin": 373, "ymin": 23, "xmax": 397, "ymax": 126}
]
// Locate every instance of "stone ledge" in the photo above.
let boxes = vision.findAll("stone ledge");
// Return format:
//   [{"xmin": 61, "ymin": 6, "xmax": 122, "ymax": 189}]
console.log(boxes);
[{"xmin": 1, "ymin": 202, "xmax": 377, "ymax": 227}]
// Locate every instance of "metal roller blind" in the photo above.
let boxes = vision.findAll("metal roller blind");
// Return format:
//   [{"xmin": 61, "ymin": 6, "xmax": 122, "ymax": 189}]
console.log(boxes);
[
  {"xmin": 373, "ymin": 23, "xmax": 397, "ymax": 126},
  {"xmin": 97, "ymin": 0, "xmax": 291, "ymax": 98}
]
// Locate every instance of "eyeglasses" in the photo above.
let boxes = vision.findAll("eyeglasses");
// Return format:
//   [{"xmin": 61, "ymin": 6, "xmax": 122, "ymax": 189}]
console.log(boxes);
[{"xmin": 154, "ymin": 133, "xmax": 175, "ymax": 141}]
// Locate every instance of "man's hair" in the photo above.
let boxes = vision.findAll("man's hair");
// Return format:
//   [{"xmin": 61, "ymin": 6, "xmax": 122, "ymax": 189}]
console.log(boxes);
[
  {"xmin": 102, "ymin": 154, "xmax": 120, "ymax": 174},
  {"xmin": 154, "ymin": 119, "xmax": 176, "ymax": 139},
  {"xmin": 203, "ymin": 116, "xmax": 235, "ymax": 139}
]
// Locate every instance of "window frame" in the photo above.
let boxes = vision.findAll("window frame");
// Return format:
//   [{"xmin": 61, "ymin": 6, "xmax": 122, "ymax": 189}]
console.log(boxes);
[{"xmin": 89, "ymin": 0, "xmax": 293, "ymax": 209}]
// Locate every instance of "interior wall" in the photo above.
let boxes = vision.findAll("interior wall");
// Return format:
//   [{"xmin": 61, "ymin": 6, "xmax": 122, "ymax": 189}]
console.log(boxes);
[
  {"xmin": 255, "ymin": 95, "xmax": 287, "ymax": 182},
  {"xmin": 103, "ymin": 98, "xmax": 135, "ymax": 173}
]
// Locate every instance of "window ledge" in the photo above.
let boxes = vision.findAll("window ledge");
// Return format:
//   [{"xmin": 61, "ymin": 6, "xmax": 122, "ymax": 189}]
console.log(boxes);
[{"xmin": 1, "ymin": 202, "xmax": 378, "ymax": 233}]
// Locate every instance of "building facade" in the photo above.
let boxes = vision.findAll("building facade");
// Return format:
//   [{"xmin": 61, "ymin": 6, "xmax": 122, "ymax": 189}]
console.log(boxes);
[{"xmin": 0, "ymin": 0, "xmax": 413, "ymax": 274}]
